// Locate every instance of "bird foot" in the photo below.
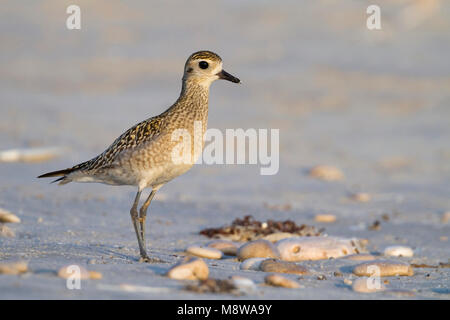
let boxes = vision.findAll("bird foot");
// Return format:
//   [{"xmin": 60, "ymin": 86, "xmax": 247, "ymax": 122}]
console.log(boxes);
[{"xmin": 139, "ymin": 255, "xmax": 165, "ymax": 263}]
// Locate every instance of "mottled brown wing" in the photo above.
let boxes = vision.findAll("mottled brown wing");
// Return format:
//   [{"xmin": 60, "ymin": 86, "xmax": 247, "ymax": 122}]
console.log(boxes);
[{"xmin": 72, "ymin": 116, "xmax": 164, "ymax": 172}]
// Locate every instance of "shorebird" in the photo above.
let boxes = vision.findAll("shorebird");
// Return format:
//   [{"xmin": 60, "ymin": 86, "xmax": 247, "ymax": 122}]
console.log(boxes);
[{"xmin": 38, "ymin": 51, "xmax": 240, "ymax": 262}]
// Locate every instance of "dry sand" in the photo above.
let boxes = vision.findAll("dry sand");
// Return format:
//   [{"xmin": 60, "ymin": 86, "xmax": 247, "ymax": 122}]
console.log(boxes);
[{"xmin": 0, "ymin": 0, "xmax": 449, "ymax": 299}]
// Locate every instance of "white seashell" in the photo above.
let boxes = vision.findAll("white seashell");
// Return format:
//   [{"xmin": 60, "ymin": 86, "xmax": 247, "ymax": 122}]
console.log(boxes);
[
  {"xmin": 276, "ymin": 236, "xmax": 362, "ymax": 261},
  {"xmin": 186, "ymin": 246, "xmax": 223, "ymax": 259},
  {"xmin": 383, "ymin": 246, "xmax": 414, "ymax": 257}
]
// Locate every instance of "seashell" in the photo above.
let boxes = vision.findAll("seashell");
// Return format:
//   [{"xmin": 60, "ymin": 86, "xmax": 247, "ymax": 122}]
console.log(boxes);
[
  {"xmin": 276, "ymin": 236, "xmax": 362, "ymax": 261},
  {"xmin": 383, "ymin": 246, "xmax": 414, "ymax": 258},
  {"xmin": 186, "ymin": 246, "xmax": 223, "ymax": 259}
]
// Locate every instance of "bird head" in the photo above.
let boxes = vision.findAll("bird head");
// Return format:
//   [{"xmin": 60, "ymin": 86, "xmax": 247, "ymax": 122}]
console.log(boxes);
[{"xmin": 183, "ymin": 50, "xmax": 240, "ymax": 87}]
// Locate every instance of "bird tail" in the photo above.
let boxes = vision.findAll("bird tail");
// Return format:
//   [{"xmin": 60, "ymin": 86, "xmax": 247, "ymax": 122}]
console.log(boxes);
[{"xmin": 37, "ymin": 168, "xmax": 74, "ymax": 184}]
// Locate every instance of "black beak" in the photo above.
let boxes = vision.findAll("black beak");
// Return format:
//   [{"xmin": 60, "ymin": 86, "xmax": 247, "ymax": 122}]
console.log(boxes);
[{"xmin": 217, "ymin": 69, "xmax": 240, "ymax": 83}]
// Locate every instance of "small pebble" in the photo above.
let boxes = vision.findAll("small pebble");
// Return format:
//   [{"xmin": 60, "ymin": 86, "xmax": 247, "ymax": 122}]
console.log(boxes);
[
  {"xmin": 265, "ymin": 274, "xmax": 301, "ymax": 289},
  {"xmin": 309, "ymin": 165, "xmax": 344, "ymax": 181},
  {"xmin": 276, "ymin": 236, "xmax": 362, "ymax": 261},
  {"xmin": 314, "ymin": 214, "xmax": 336, "ymax": 223},
  {"xmin": 58, "ymin": 265, "xmax": 90, "ymax": 280},
  {"xmin": 0, "ymin": 209, "xmax": 21, "ymax": 223},
  {"xmin": 206, "ymin": 240, "xmax": 238, "ymax": 256},
  {"xmin": 352, "ymin": 277, "xmax": 385, "ymax": 293},
  {"xmin": 237, "ymin": 240, "xmax": 280, "ymax": 261},
  {"xmin": 88, "ymin": 271, "xmax": 103, "ymax": 280},
  {"xmin": 0, "ymin": 261, "xmax": 28, "ymax": 275},
  {"xmin": 383, "ymin": 246, "xmax": 414, "ymax": 258},
  {"xmin": 167, "ymin": 257, "xmax": 209, "ymax": 280},
  {"xmin": 333, "ymin": 271, "xmax": 343, "ymax": 277},
  {"xmin": 0, "ymin": 224, "xmax": 15, "ymax": 237},
  {"xmin": 344, "ymin": 254, "xmax": 377, "ymax": 261},
  {"xmin": 441, "ymin": 212, "xmax": 450, "ymax": 224},
  {"xmin": 186, "ymin": 246, "xmax": 223, "ymax": 259},
  {"xmin": 260, "ymin": 259, "xmax": 308, "ymax": 275},
  {"xmin": 262, "ymin": 232, "xmax": 296, "ymax": 243},
  {"xmin": 240, "ymin": 258, "xmax": 266, "ymax": 271},
  {"xmin": 343, "ymin": 279, "xmax": 352, "ymax": 285},
  {"xmin": 350, "ymin": 192, "xmax": 371, "ymax": 202},
  {"xmin": 353, "ymin": 260, "xmax": 414, "ymax": 277}
]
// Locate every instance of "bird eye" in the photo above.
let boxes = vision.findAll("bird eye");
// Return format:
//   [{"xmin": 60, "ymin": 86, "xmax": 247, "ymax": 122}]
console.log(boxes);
[{"xmin": 199, "ymin": 61, "xmax": 209, "ymax": 69}]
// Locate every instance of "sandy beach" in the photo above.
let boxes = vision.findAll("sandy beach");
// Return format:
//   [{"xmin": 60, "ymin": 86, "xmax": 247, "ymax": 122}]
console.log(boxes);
[{"xmin": 0, "ymin": 0, "xmax": 449, "ymax": 299}]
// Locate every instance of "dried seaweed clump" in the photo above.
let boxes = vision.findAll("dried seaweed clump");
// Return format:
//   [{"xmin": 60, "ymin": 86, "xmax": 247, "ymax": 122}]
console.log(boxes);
[{"xmin": 199, "ymin": 215, "xmax": 323, "ymax": 241}]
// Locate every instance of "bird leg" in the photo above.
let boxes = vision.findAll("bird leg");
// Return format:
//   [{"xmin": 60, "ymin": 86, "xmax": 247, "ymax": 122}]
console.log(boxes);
[
  {"xmin": 139, "ymin": 189, "xmax": 157, "ymax": 251},
  {"xmin": 129, "ymin": 190, "xmax": 150, "ymax": 262},
  {"xmin": 128, "ymin": 188, "xmax": 163, "ymax": 263}
]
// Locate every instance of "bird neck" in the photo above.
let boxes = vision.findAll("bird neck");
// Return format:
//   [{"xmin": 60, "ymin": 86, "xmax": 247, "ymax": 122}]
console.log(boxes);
[{"xmin": 176, "ymin": 78, "xmax": 210, "ymax": 115}]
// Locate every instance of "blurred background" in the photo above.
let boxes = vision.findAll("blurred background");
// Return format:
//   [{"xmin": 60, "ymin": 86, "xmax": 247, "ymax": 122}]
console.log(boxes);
[{"xmin": 1, "ymin": 0, "xmax": 449, "ymax": 214}]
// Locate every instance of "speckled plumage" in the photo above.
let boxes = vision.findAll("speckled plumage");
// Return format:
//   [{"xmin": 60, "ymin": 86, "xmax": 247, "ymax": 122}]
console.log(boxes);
[
  {"xmin": 38, "ymin": 51, "xmax": 240, "ymax": 262},
  {"xmin": 58, "ymin": 80, "xmax": 209, "ymax": 189}
]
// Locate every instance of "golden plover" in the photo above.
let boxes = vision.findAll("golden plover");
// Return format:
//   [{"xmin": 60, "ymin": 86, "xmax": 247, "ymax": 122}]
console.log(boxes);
[{"xmin": 38, "ymin": 51, "xmax": 240, "ymax": 262}]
